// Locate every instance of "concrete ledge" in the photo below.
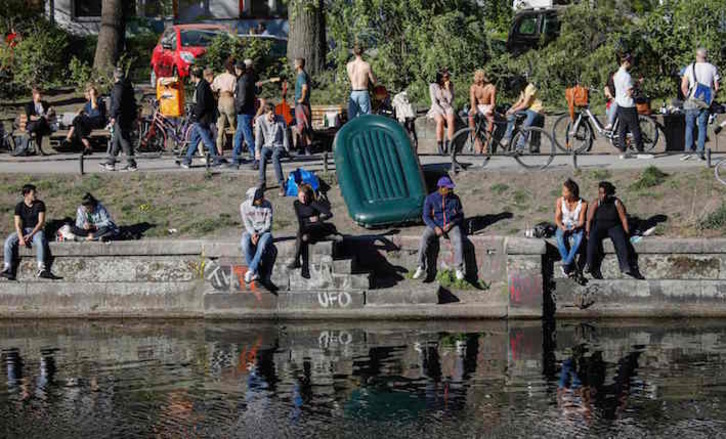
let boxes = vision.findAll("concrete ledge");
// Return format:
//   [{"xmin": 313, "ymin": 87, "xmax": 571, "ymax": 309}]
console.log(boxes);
[
  {"xmin": 505, "ymin": 238, "xmax": 547, "ymax": 255},
  {"xmin": 546, "ymin": 238, "xmax": 726, "ymax": 255}
]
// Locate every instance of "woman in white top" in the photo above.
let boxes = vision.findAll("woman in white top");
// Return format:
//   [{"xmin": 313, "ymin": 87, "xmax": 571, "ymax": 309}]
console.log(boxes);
[
  {"xmin": 428, "ymin": 69, "xmax": 455, "ymax": 154},
  {"xmin": 555, "ymin": 179, "xmax": 588, "ymax": 276}
]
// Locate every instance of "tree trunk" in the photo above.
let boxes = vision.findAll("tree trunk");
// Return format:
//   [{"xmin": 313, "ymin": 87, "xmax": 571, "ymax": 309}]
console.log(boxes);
[
  {"xmin": 287, "ymin": 0, "xmax": 326, "ymax": 76},
  {"xmin": 93, "ymin": 0, "xmax": 126, "ymax": 73}
]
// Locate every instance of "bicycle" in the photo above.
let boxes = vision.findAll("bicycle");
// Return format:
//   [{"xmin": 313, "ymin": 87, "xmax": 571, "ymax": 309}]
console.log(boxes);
[
  {"xmin": 551, "ymin": 88, "xmax": 659, "ymax": 154},
  {"xmin": 450, "ymin": 107, "xmax": 556, "ymax": 172},
  {"xmin": 136, "ymin": 100, "xmax": 197, "ymax": 157}
]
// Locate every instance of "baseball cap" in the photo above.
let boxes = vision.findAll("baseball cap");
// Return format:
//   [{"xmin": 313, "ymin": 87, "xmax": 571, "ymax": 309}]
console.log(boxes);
[{"xmin": 437, "ymin": 176, "xmax": 455, "ymax": 189}]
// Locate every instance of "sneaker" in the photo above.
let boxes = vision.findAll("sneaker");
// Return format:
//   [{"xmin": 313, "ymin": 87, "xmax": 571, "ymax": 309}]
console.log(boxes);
[
  {"xmin": 250, "ymin": 272, "xmax": 259, "ymax": 282},
  {"xmin": 37, "ymin": 269, "xmax": 54, "ymax": 279},
  {"xmin": 560, "ymin": 265, "xmax": 568, "ymax": 277},
  {"xmin": 180, "ymin": 162, "xmax": 191, "ymax": 169},
  {"xmin": 121, "ymin": 164, "xmax": 138, "ymax": 172},
  {"xmin": 636, "ymin": 153, "xmax": 654, "ymax": 160},
  {"xmin": 680, "ymin": 153, "xmax": 692, "ymax": 161},
  {"xmin": 455, "ymin": 269, "xmax": 465, "ymax": 281},
  {"xmin": 99, "ymin": 163, "xmax": 116, "ymax": 171},
  {"xmin": 619, "ymin": 151, "xmax": 633, "ymax": 160},
  {"xmin": 227, "ymin": 162, "xmax": 240, "ymax": 170},
  {"xmin": 1, "ymin": 269, "xmax": 15, "ymax": 281},
  {"xmin": 715, "ymin": 126, "xmax": 723, "ymax": 135},
  {"xmin": 244, "ymin": 270, "xmax": 254, "ymax": 284},
  {"xmin": 698, "ymin": 154, "xmax": 706, "ymax": 161},
  {"xmin": 501, "ymin": 137, "xmax": 510, "ymax": 148},
  {"xmin": 412, "ymin": 266, "xmax": 425, "ymax": 280}
]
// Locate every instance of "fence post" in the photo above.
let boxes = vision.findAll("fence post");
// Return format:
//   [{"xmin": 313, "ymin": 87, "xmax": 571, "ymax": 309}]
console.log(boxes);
[
  {"xmin": 707, "ymin": 148, "xmax": 712, "ymax": 168},
  {"xmin": 206, "ymin": 152, "xmax": 211, "ymax": 171},
  {"xmin": 571, "ymin": 150, "xmax": 578, "ymax": 170},
  {"xmin": 79, "ymin": 153, "xmax": 84, "ymax": 176},
  {"xmin": 323, "ymin": 152, "xmax": 329, "ymax": 173}
]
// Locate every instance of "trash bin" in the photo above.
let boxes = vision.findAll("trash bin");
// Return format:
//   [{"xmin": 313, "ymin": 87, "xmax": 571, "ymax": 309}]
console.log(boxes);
[
  {"xmin": 156, "ymin": 77, "xmax": 185, "ymax": 118},
  {"xmin": 662, "ymin": 113, "xmax": 688, "ymax": 152}
]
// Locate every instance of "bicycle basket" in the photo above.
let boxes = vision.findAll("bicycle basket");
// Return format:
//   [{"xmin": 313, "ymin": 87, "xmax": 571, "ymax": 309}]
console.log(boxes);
[{"xmin": 566, "ymin": 86, "xmax": 589, "ymax": 107}]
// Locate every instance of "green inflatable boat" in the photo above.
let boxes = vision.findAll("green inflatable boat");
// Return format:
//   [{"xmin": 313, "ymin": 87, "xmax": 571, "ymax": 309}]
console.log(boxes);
[{"xmin": 334, "ymin": 115, "xmax": 426, "ymax": 228}]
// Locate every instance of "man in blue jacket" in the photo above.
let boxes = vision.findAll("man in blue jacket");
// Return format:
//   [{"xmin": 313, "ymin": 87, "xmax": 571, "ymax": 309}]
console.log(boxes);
[{"xmin": 413, "ymin": 176, "xmax": 465, "ymax": 281}]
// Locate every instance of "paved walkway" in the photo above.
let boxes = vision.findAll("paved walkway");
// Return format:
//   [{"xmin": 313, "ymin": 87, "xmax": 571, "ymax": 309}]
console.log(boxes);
[{"xmin": 0, "ymin": 151, "xmax": 721, "ymax": 175}]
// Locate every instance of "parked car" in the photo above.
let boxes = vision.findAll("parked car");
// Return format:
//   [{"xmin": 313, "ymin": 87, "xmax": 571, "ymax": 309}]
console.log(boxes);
[
  {"xmin": 150, "ymin": 24, "xmax": 231, "ymax": 85},
  {"xmin": 506, "ymin": 8, "xmax": 561, "ymax": 56}
]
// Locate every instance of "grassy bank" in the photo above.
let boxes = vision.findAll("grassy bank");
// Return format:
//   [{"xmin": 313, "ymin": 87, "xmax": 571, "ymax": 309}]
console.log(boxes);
[{"xmin": 1, "ymin": 167, "xmax": 725, "ymax": 240}]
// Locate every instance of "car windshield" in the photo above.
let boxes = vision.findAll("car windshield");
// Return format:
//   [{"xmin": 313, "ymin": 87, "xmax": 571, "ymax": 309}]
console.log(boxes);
[{"xmin": 180, "ymin": 30, "xmax": 223, "ymax": 47}]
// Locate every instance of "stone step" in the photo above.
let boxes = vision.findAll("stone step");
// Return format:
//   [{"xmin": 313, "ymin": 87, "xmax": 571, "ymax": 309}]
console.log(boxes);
[
  {"xmin": 552, "ymin": 254, "xmax": 726, "ymax": 280},
  {"xmin": 555, "ymin": 278, "xmax": 726, "ymax": 308},
  {"xmin": 203, "ymin": 240, "xmax": 334, "ymax": 259},
  {"xmin": 366, "ymin": 281, "xmax": 439, "ymax": 306},
  {"xmin": 204, "ymin": 290, "xmax": 366, "ymax": 313}
]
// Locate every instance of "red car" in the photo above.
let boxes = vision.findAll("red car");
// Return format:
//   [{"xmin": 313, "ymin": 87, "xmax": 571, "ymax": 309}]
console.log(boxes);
[{"xmin": 150, "ymin": 24, "xmax": 231, "ymax": 85}]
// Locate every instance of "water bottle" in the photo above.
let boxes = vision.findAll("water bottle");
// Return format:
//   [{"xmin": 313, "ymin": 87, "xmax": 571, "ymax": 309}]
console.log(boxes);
[{"xmin": 323, "ymin": 113, "xmax": 329, "ymax": 128}]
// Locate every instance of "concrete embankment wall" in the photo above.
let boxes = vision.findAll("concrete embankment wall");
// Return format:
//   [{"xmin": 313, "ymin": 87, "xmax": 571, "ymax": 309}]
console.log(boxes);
[{"xmin": 2, "ymin": 237, "xmax": 726, "ymax": 319}]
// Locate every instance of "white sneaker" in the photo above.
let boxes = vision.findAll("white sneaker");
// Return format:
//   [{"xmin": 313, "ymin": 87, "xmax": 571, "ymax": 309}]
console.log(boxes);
[
  {"xmin": 560, "ymin": 265, "xmax": 568, "ymax": 277},
  {"xmin": 244, "ymin": 270, "xmax": 254, "ymax": 284},
  {"xmin": 455, "ymin": 269, "xmax": 465, "ymax": 281},
  {"xmin": 680, "ymin": 154, "xmax": 692, "ymax": 161},
  {"xmin": 412, "ymin": 267, "xmax": 425, "ymax": 280}
]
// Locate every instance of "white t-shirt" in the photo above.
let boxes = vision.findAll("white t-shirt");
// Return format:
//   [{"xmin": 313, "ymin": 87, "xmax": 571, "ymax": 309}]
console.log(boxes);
[
  {"xmin": 613, "ymin": 67, "xmax": 634, "ymax": 108},
  {"xmin": 684, "ymin": 62, "xmax": 720, "ymax": 90}
]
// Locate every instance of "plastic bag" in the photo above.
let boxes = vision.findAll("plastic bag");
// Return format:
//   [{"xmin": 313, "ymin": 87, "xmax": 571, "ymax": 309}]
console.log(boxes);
[{"xmin": 285, "ymin": 168, "xmax": 320, "ymax": 197}]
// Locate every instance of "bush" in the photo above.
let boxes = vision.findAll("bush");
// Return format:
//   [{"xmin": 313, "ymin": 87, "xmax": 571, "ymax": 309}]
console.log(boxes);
[
  {"xmin": 199, "ymin": 34, "xmax": 286, "ymax": 82},
  {"xmin": 10, "ymin": 20, "xmax": 69, "ymax": 89},
  {"xmin": 630, "ymin": 166, "xmax": 668, "ymax": 190}
]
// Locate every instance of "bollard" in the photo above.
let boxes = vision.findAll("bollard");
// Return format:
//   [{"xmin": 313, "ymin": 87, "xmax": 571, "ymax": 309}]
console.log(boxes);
[
  {"xmin": 79, "ymin": 153, "xmax": 84, "ymax": 175},
  {"xmin": 572, "ymin": 150, "xmax": 578, "ymax": 170},
  {"xmin": 323, "ymin": 152, "xmax": 329, "ymax": 173},
  {"xmin": 206, "ymin": 152, "xmax": 211, "ymax": 171},
  {"xmin": 707, "ymin": 148, "xmax": 712, "ymax": 168}
]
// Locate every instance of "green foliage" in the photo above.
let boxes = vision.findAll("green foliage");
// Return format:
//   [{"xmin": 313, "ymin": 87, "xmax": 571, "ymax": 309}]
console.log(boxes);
[
  {"xmin": 326, "ymin": 0, "xmax": 489, "ymax": 107},
  {"xmin": 630, "ymin": 166, "xmax": 668, "ymax": 190},
  {"xmin": 700, "ymin": 203, "xmax": 726, "ymax": 230},
  {"xmin": 10, "ymin": 20, "xmax": 69, "ymax": 88},
  {"xmin": 491, "ymin": 183, "xmax": 510, "ymax": 194},
  {"xmin": 436, "ymin": 269, "xmax": 489, "ymax": 290},
  {"xmin": 589, "ymin": 169, "xmax": 612, "ymax": 180},
  {"xmin": 199, "ymin": 34, "xmax": 286, "ymax": 83}
]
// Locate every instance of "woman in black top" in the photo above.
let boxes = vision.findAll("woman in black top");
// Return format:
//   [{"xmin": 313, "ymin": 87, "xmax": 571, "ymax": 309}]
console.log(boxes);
[
  {"xmin": 288, "ymin": 184, "xmax": 339, "ymax": 277},
  {"xmin": 585, "ymin": 181, "xmax": 633, "ymax": 277}
]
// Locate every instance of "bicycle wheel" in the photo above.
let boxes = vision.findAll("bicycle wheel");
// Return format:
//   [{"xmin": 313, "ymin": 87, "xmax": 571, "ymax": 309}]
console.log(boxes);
[
  {"xmin": 138, "ymin": 121, "xmax": 166, "ymax": 154},
  {"xmin": 552, "ymin": 114, "xmax": 593, "ymax": 153},
  {"xmin": 512, "ymin": 126, "xmax": 555, "ymax": 170},
  {"xmin": 715, "ymin": 160, "xmax": 726, "ymax": 186},
  {"xmin": 638, "ymin": 115, "xmax": 659, "ymax": 152}
]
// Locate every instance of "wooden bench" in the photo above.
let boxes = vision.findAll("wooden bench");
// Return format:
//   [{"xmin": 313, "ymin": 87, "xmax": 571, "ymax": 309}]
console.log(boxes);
[{"xmin": 11, "ymin": 113, "xmax": 112, "ymax": 154}]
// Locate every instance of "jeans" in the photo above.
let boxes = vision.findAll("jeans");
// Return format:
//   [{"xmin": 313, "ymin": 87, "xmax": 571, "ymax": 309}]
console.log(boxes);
[
  {"xmin": 556, "ymin": 228, "xmax": 584, "ymax": 272},
  {"xmin": 348, "ymin": 91, "xmax": 371, "ymax": 120},
  {"xmin": 233, "ymin": 114, "xmax": 256, "ymax": 163},
  {"xmin": 616, "ymin": 106, "xmax": 643, "ymax": 152},
  {"xmin": 417, "ymin": 225, "xmax": 463, "ymax": 271},
  {"xmin": 241, "ymin": 231, "xmax": 272, "ymax": 274},
  {"xmin": 606, "ymin": 102, "xmax": 618, "ymax": 127},
  {"xmin": 685, "ymin": 108, "xmax": 709, "ymax": 154},
  {"xmin": 259, "ymin": 147, "xmax": 285, "ymax": 186},
  {"xmin": 4, "ymin": 228, "xmax": 46, "ymax": 269},
  {"xmin": 586, "ymin": 223, "xmax": 631, "ymax": 273},
  {"xmin": 504, "ymin": 110, "xmax": 543, "ymax": 150},
  {"xmin": 185, "ymin": 123, "xmax": 218, "ymax": 163},
  {"xmin": 107, "ymin": 121, "xmax": 136, "ymax": 166}
]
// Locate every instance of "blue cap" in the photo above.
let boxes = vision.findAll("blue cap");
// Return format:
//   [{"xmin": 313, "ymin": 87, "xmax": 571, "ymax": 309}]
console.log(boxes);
[{"xmin": 437, "ymin": 176, "xmax": 455, "ymax": 189}]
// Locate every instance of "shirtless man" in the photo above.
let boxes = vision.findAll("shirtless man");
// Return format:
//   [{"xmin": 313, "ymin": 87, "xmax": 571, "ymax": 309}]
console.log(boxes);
[
  {"xmin": 346, "ymin": 44, "xmax": 376, "ymax": 119},
  {"xmin": 469, "ymin": 70, "xmax": 496, "ymax": 154}
]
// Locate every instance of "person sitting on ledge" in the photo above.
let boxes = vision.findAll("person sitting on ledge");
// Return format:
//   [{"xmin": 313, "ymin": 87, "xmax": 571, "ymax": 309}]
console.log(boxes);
[
  {"xmin": 240, "ymin": 186, "xmax": 274, "ymax": 284},
  {"xmin": 72, "ymin": 193, "xmax": 119, "ymax": 242},
  {"xmin": 585, "ymin": 181, "xmax": 635, "ymax": 278},
  {"xmin": 288, "ymin": 184, "xmax": 340, "ymax": 278},
  {"xmin": 412, "ymin": 176, "xmax": 465, "ymax": 281},
  {"xmin": 2, "ymin": 184, "xmax": 55, "ymax": 280},
  {"xmin": 555, "ymin": 178, "xmax": 588, "ymax": 278}
]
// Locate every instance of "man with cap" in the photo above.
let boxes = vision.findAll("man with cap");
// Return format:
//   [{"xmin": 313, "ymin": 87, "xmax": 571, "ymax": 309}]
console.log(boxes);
[
  {"xmin": 101, "ymin": 67, "xmax": 138, "ymax": 171},
  {"xmin": 181, "ymin": 66, "xmax": 224, "ymax": 168},
  {"xmin": 412, "ymin": 176, "xmax": 465, "ymax": 281},
  {"xmin": 240, "ymin": 185, "xmax": 274, "ymax": 284},
  {"xmin": 232, "ymin": 60, "xmax": 258, "ymax": 168}
]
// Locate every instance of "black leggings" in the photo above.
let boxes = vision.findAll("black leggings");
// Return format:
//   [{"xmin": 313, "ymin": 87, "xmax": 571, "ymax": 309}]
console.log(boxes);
[
  {"xmin": 292, "ymin": 223, "xmax": 338, "ymax": 271},
  {"xmin": 586, "ymin": 223, "xmax": 631, "ymax": 273}
]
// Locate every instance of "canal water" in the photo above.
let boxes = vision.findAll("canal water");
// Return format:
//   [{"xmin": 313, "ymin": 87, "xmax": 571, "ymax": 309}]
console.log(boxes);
[{"xmin": 2, "ymin": 319, "xmax": 726, "ymax": 438}]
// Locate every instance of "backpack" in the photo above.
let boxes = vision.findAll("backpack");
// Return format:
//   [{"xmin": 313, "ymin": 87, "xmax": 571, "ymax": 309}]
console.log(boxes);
[{"xmin": 688, "ymin": 63, "xmax": 714, "ymax": 109}]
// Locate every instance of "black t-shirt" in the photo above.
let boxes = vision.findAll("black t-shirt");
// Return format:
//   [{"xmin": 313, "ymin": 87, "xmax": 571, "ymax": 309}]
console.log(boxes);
[
  {"xmin": 293, "ymin": 199, "xmax": 332, "ymax": 230},
  {"xmin": 14, "ymin": 200, "xmax": 45, "ymax": 230}
]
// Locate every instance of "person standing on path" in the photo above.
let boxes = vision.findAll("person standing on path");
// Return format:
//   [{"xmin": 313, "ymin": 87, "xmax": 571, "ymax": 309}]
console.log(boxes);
[
  {"xmin": 428, "ymin": 69, "xmax": 455, "ymax": 154},
  {"xmin": 2, "ymin": 184, "xmax": 55, "ymax": 280},
  {"xmin": 412, "ymin": 176, "xmax": 465, "ymax": 282},
  {"xmin": 101, "ymin": 68, "xmax": 138, "ymax": 172},
  {"xmin": 346, "ymin": 44, "xmax": 376, "ymax": 120},
  {"xmin": 256, "ymin": 103, "xmax": 289, "ymax": 196},
  {"xmin": 212, "ymin": 59, "xmax": 238, "ymax": 157},
  {"xmin": 240, "ymin": 186, "xmax": 274, "ymax": 284},
  {"xmin": 613, "ymin": 54, "xmax": 645, "ymax": 159},
  {"xmin": 681, "ymin": 48, "xmax": 719, "ymax": 161},
  {"xmin": 232, "ymin": 61, "xmax": 258, "ymax": 168},
  {"xmin": 294, "ymin": 57, "xmax": 313, "ymax": 155},
  {"xmin": 181, "ymin": 67, "xmax": 223, "ymax": 168}
]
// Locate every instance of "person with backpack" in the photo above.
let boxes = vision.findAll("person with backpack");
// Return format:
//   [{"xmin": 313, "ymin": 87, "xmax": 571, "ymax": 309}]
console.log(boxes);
[
  {"xmin": 101, "ymin": 68, "xmax": 138, "ymax": 171},
  {"xmin": 681, "ymin": 48, "xmax": 719, "ymax": 161},
  {"xmin": 585, "ymin": 181, "xmax": 635, "ymax": 278},
  {"xmin": 71, "ymin": 193, "xmax": 119, "ymax": 242}
]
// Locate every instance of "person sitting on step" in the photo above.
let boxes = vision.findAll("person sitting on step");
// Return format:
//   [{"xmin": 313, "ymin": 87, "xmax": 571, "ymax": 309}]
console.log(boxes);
[
  {"xmin": 71, "ymin": 193, "xmax": 119, "ymax": 242},
  {"xmin": 240, "ymin": 186, "xmax": 274, "ymax": 284},
  {"xmin": 288, "ymin": 184, "xmax": 340, "ymax": 278},
  {"xmin": 412, "ymin": 176, "xmax": 465, "ymax": 281},
  {"xmin": 555, "ymin": 178, "xmax": 588, "ymax": 278},
  {"xmin": 2, "ymin": 184, "xmax": 55, "ymax": 280}
]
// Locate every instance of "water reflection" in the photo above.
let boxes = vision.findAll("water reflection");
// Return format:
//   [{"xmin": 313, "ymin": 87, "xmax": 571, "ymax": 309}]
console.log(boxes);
[{"xmin": 1, "ymin": 320, "xmax": 726, "ymax": 438}]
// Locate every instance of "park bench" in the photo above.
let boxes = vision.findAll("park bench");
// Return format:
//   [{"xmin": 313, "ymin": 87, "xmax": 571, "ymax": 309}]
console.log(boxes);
[{"xmin": 10, "ymin": 113, "xmax": 111, "ymax": 155}]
